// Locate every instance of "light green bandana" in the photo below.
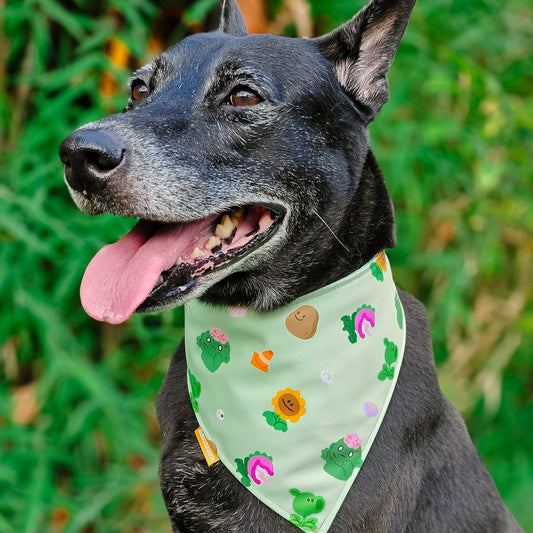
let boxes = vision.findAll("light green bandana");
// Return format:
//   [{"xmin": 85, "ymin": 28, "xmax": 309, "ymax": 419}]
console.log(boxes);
[{"xmin": 185, "ymin": 251, "xmax": 405, "ymax": 532}]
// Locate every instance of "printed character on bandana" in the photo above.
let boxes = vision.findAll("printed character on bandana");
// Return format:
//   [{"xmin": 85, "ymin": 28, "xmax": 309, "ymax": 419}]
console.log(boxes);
[
  {"xmin": 321, "ymin": 434, "xmax": 363, "ymax": 481},
  {"xmin": 196, "ymin": 328, "xmax": 230, "ymax": 372}
]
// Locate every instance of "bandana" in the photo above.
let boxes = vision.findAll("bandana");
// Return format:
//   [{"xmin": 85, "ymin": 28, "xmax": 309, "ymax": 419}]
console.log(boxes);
[{"xmin": 185, "ymin": 251, "xmax": 405, "ymax": 532}]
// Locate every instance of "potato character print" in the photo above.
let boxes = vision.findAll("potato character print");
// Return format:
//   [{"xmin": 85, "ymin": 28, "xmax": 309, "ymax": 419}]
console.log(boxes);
[{"xmin": 285, "ymin": 305, "xmax": 319, "ymax": 339}]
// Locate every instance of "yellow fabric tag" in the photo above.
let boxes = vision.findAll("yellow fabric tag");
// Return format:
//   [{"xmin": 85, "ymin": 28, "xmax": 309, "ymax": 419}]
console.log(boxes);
[{"xmin": 195, "ymin": 427, "xmax": 220, "ymax": 466}]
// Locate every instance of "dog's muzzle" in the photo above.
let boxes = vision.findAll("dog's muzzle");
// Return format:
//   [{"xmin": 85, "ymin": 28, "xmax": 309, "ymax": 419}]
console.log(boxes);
[{"xmin": 59, "ymin": 129, "xmax": 126, "ymax": 195}]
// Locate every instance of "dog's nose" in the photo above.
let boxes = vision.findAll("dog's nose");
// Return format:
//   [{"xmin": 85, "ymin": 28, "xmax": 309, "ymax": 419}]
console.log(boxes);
[{"xmin": 59, "ymin": 129, "xmax": 126, "ymax": 194}]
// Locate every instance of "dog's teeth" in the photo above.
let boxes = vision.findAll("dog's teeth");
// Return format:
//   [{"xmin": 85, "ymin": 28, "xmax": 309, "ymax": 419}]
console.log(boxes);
[
  {"xmin": 215, "ymin": 214, "xmax": 236, "ymax": 238},
  {"xmin": 155, "ymin": 275, "xmax": 164, "ymax": 286},
  {"xmin": 230, "ymin": 209, "xmax": 243, "ymax": 226},
  {"xmin": 175, "ymin": 257, "xmax": 184, "ymax": 266},
  {"xmin": 204, "ymin": 236, "xmax": 221, "ymax": 251},
  {"xmin": 214, "ymin": 224, "xmax": 229, "ymax": 238},
  {"xmin": 190, "ymin": 247, "xmax": 204, "ymax": 260},
  {"xmin": 232, "ymin": 209, "xmax": 243, "ymax": 220}
]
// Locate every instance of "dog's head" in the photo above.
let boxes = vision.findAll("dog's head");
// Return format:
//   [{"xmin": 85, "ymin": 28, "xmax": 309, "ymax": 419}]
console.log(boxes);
[{"xmin": 59, "ymin": 0, "xmax": 415, "ymax": 324}]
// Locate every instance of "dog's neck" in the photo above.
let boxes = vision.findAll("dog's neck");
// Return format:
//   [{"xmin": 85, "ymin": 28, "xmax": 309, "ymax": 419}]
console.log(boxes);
[
  {"xmin": 202, "ymin": 149, "xmax": 395, "ymax": 311},
  {"xmin": 341, "ymin": 150, "xmax": 397, "ymax": 263}
]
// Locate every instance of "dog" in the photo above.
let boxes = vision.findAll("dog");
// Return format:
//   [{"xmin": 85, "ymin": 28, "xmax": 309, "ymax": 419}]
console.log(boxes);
[{"xmin": 59, "ymin": 0, "xmax": 524, "ymax": 531}]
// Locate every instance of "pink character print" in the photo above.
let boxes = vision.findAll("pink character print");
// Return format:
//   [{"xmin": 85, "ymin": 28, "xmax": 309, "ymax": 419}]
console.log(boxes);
[
  {"xmin": 341, "ymin": 305, "xmax": 376, "ymax": 344},
  {"xmin": 234, "ymin": 452, "xmax": 274, "ymax": 487}
]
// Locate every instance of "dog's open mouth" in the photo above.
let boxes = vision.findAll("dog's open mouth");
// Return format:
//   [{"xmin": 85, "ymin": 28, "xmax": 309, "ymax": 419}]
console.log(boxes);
[{"xmin": 80, "ymin": 205, "xmax": 282, "ymax": 324}]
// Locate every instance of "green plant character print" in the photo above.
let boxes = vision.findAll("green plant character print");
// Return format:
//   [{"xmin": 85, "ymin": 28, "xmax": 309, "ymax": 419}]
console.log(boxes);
[
  {"xmin": 370, "ymin": 250, "xmax": 387, "ymax": 281},
  {"xmin": 340, "ymin": 305, "xmax": 375, "ymax": 344},
  {"xmin": 188, "ymin": 370, "xmax": 201, "ymax": 412},
  {"xmin": 196, "ymin": 328, "xmax": 230, "ymax": 372},
  {"xmin": 321, "ymin": 434, "xmax": 363, "ymax": 481},
  {"xmin": 234, "ymin": 452, "xmax": 274, "ymax": 487},
  {"xmin": 395, "ymin": 292, "xmax": 404, "ymax": 330},
  {"xmin": 370, "ymin": 261, "xmax": 384, "ymax": 282},
  {"xmin": 378, "ymin": 337, "xmax": 398, "ymax": 380},
  {"xmin": 289, "ymin": 488, "xmax": 325, "ymax": 531}
]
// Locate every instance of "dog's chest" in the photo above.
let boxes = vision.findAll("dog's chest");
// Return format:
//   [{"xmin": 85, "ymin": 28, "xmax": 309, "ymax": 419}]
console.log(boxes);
[{"xmin": 183, "ymin": 252, "xmax": 406, "ymax": 532}]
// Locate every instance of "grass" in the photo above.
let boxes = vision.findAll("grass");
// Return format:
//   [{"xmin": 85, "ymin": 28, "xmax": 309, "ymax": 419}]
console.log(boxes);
[{"xmin": 0, "ymin": 0, "xmax": 531, "ymax": 531}]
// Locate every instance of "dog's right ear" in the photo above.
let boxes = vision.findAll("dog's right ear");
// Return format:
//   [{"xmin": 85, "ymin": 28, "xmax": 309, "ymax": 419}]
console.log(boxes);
[
  {"xmin": 314, "ymin": 0, "xmax": 416, "ymax": 122},
  {"xmin": 219, "ymin": 0, "xmax": 248, "ymax": 37}
]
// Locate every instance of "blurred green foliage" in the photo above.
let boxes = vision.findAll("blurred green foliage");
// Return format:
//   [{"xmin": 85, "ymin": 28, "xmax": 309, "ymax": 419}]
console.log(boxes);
[{"xmin": 0, "ymin": 0, "xmax": 531, "ymax": 531}]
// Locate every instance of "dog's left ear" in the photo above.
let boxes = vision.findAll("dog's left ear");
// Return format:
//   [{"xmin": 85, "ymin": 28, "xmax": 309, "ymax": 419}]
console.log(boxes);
[
  {"xmin": 314, "ymin": 0, "xmax": 416, "ymax": 122},
  {"xmin": 219, "ymin": 0, "xmax": 248, "ymax": 37}
]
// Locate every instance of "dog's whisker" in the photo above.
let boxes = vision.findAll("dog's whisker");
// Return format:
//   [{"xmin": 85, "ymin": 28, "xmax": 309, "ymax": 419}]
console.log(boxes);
[{"xmin": 312, "ymin": 209, "xmax": 351, "ymax": 253}]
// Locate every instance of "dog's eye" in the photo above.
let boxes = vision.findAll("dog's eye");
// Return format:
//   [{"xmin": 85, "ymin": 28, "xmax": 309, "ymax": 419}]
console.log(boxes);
[
  {"xmin": 229, "ymin": 88, "xmax": 262, "ymax": 107},
  {"xmin": 131, "ymin": 81, "xmax": 149, "ymax": 101}
]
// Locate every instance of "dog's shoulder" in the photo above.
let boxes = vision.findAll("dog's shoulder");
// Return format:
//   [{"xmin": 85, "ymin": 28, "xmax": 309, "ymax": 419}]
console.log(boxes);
[
  {"xmin": 381, "ymin": 290, "xmax": 523, "ymax": 531},
  {"xmin": 397, "ymin": 288, "xmax": 430, "ymax": 330}
]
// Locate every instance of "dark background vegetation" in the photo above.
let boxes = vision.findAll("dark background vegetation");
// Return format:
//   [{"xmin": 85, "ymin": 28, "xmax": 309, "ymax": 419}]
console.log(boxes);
[{"xmin": 0, "ymin": 0, "xmax": 531, "ymax": 531}]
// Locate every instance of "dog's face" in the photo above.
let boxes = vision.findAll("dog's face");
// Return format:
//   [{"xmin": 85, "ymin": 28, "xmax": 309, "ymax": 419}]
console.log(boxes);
[{"xmin": 59, "ymin": 0, "xmax": 415, "ymax": 324}]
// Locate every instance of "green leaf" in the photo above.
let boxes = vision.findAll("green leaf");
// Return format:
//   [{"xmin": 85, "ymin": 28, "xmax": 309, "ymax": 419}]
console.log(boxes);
[
  {"xmin": 370, "ymin": 262, "xmax": 384, "ymax": 281},
  {"xmin": 263, "ymin": 411, "xmax": 288, "ymax": 432},
  {"xmin": 290, "ymin": 514, "xmax": 303, "ymax": 527},
  {"xmin": 341, "ymin": 314, "xmax": 357, "ymax": 344},
  {"xmin": 377, "ymin": 371, "xmax": 387, "ymax": 381},
  {"xmin": 234, "ymin": 458, "xmax": 251, "ymax": 486},
  {"xmin": 189, "ymin": 394, "xmax": 198, "ymax": 413},
  {"xmin": 184, "ymin": 0, "xmax": 218, "ymax": 25},
  {"xmin": 395, "ymin": 293, "xmax": 404, "ymax": 329},
  {"xmin": 301, "ymin": 517, "xmax": 319, "ymax": 531},
  {"xmin": 38, "ymin": 0, "xmax": 89, "ymax": 37}
]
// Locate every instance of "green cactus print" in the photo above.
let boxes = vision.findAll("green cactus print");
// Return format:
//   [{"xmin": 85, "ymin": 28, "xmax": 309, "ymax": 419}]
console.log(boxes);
[
  {"xmin": 196, "ymin": 328, "xmax": 230, "ymax": 372},
  {"xmin": 321, "ymin": 435, "xmax": 363, "ymax": 481}
]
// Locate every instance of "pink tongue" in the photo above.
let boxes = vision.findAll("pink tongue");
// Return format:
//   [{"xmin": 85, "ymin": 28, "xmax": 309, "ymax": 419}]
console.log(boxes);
[{"xmin": 80, "ymin": 220, "xmax": 205, "ymax": 324}]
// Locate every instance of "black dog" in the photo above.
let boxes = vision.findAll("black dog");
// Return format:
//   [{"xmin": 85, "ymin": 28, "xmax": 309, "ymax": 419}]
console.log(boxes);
[{"xmin": 59, "ymin": 0, "xmax": 523, "ymax": 531}]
